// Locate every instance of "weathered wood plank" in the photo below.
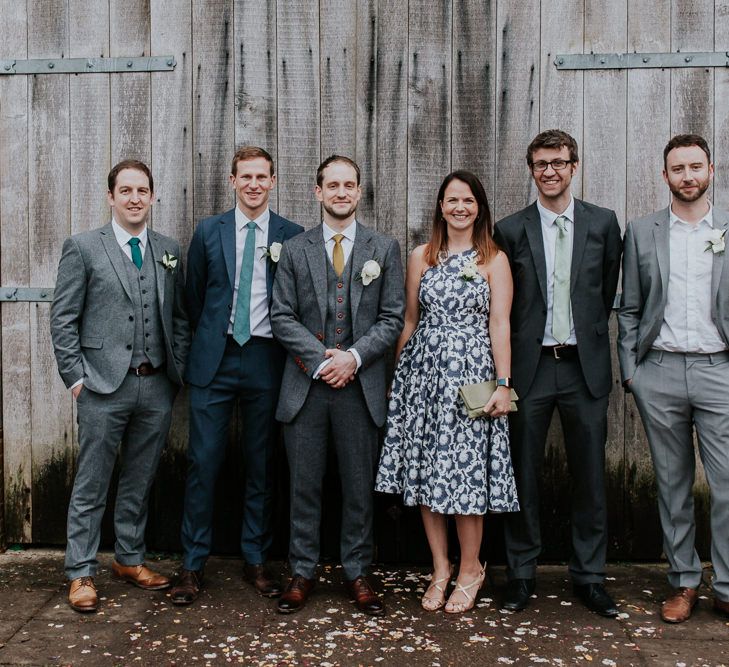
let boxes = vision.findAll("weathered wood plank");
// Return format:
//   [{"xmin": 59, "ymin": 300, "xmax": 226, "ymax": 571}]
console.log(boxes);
[
  {"xmin": 27, "ymin": 1, "xmax": 74, "ymax": 544},
  {"xmin": 714, "ymin": 0, "xmax": 729, "ymax": 211},
  {"xmin": 110, "ymin": 0, "xmax": 151, "ymax": 166},
  {"xmin": 494, "ymin": 0, "xmax": 540, "ymax": 220},
  {"xmin": 451, "ymin": 0, "xmax": 497, "ymax": 204},
  {"xmin": 276, "ymin": 0, "xmax": 320, "ymax": 226},
  {"xmin": 0, "ymin": 0, "xmax": 31, "ymax": 543},
  {"xmin": 233, "ymin": 0, "xmax": 278, "ymax": 209},
  {"xmin": 623, "ymin": 0, "xmax": 672, "ymax": 560},
  {"xmin": 192, "ymin": 0, "xmax": 235, "ymax": 219},
  {"xmin": 406, "ymin": 0, "xmax": 451, "ymax": 252},
  {"xmin": 374, "ymin": 0, "xmax": 408, "ymax": 251}
]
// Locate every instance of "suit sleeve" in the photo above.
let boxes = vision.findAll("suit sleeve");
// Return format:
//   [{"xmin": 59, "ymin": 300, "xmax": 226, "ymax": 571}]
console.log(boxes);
[
  {"xmin": 270, "ymin": 241, "xmax": 328, "ymax": 375},
  {"xmin": 602, "ymin": 211, "xmax": 623, "ymax": 318},
  {"xmin": 50, "ymin": 237, "xmax": 87, "ymax": 388},
  {"xmin": 170, "ymin": 241, "xmax": 191, "ymax": 375},
  {"xmin": 493, "ymin": 222, "xmax": 512, "ymax": 262},
  {"xmin": 351, "ymin": 238, "xmax": 405, "ymax": 368},
  {"xmin": 185, "ymin": 222, "xmax": 207, "ymax": 329},
  {"xmin": 617, "ymin": 222, "xmax": 642, "ymax": 382}
]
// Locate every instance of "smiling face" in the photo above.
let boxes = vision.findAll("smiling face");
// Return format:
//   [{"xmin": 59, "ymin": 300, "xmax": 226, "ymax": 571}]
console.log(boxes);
[
  {"xmin": 440, "ymin": 179, "xmax": 478, "ymax": 234},
  {"xmin": 530, "ymin": 146, "xmax": 577, "ymax": 204},
  {"xmin": 663, "ymin": 144, "xmax": 713, "ymax": 203},
  {"xmin": 315, "ymin": 160, "xmax": 362, "ymax": 223},
  {"xmin": 229, "ymin": 156, "xmax": 276, "ymax": 219},
  {"xmin": 107, "ymin": 168, "xmax": 153, "ymax": 233}
]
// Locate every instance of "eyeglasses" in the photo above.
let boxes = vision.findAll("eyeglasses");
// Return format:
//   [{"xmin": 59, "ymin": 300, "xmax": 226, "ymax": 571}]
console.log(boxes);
[{"xmin": 531, "ymin": 159, "xmax": 574, "ymax": 173}]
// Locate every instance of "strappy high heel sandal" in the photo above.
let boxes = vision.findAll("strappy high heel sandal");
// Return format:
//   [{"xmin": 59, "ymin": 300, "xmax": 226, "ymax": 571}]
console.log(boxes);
[
  {"xmin": 421, "ymin": 568, "xmax": 452, "ymax": 611},
  {"xmin": 444, "ymin": 563, "xmax": 486, "ymax": 614}
]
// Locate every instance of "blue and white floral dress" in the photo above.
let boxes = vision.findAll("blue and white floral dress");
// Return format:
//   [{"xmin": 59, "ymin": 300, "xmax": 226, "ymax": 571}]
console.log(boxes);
[{"xmin": 375, "ymin": 250, "xmax": 519, "ymax": 515}]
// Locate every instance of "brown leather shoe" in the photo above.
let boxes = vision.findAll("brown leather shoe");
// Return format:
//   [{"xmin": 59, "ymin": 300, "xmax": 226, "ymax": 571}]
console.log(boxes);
[
  {"xmin": 346, "ymin": 576, "xmax": 385, "ymax": 616},
  {"xmin": 112, "ymin": 561, "xmax": 171, "ymax": 590},
  {"xmin": 244, "ymin": 563, "xmax": 282, "ymax": 598},
  {"xmin": 170, "ymin": 569, "xmax": 204, "ymax": 606},
  {"xmin": 714, "ymin": 597, "xmax": 729, "ymax": 617},
  {"xmin": 661, "ymin": 587, "xmax": 699, "ymax": 623},
  {"xmin": 68, "ymin": 576, "xmax": 98, "ymax": 613},
  {"xmin": 277, "ymin": 575, "xmax": 315, "ymax": 614}
]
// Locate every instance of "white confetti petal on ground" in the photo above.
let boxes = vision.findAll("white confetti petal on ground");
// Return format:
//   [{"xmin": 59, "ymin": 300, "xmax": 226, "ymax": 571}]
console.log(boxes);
[{"xmin": 560, "ymin": 601, "xmax": 572, "ymax": 606}]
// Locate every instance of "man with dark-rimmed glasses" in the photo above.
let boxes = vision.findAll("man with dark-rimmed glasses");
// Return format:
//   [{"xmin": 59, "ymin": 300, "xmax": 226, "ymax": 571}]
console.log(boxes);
[{"xmin": 494, "ymin": 129, "xmax": 622, "ymax": 617}]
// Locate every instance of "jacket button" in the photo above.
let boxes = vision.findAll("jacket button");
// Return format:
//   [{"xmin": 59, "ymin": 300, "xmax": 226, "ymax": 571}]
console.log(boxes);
[
  {"xmin": 336, "ymin": 328, "xmax": 342, "ymax": 334},
  {"xmin": 537, "ymin": 337, "xmax": 542, "ymax": 344},
  {"xmin": 228, "ymin": 304, "xmax": 232, "ymax": 310},
  {"xmin": 126, "ymin": 344, "xmax": 132, "ymax": 350},
  {"xmin": 337, "ymin": 282, "xmax": 343, "ymax": 289},
  {"xmin": 129, "ymin": 315, "xmax": 134, "ymax": 321},
  {"xmin": 336, "ymin": 343, "xmax": 341, "ymax": 349},
  {"xmin": 337, "ymin": 297, "xmax": 343, "ymax": 303},
  {"xmin": 337, "ymin": 312, "xmax": 344, "ymax": 319}
]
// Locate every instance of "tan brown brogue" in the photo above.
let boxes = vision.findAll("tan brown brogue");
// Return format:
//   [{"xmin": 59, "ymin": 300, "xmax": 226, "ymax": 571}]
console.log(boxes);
[
  {"xmin": 68, "ymin": 576, "xmax": 98, "ymax": 613},
  {"xmin": 112, "ymin": 561, "xmax": 171, "ymax": 590},
  {"xmin": 714, "ymin": 597, "xmax": 729, "ymax": 617},
  {"xmin": 661, "ymin": 587, "xmax": 698, "ymax": 623}
]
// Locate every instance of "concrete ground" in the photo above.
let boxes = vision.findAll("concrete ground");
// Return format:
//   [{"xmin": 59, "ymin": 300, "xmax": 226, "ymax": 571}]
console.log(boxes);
[{"xmin": 0, "ymin": 550, "xmax": 728, "ymax": 666}]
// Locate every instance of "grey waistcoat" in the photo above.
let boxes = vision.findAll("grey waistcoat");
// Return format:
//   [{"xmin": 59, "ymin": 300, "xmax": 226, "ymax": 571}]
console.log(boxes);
[{"xmin": 324, "ymin": 257, "xmax": 354, "ymax": 351}]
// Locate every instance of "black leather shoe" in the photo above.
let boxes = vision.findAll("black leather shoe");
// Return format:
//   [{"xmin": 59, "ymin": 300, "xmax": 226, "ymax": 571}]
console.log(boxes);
[
  {"xmin": 573, "ymin": 583, "xmax": 619, "ymax": 617},
  {"xmin": 502, "ymin": 578, "xmax": 536, "ymax": 611},
  {"xmin": 244, "ymin": 563, "xmax": 283, "ymax": 598}
]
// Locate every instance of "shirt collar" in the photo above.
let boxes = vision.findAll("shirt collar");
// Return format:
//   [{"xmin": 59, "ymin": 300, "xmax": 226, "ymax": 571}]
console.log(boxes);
[
  {"xmin": 235, "ymin": 206, "xmax": 270, "ymax": 234},
  {"xmin": 111, "ymin": 218, "xmax": 147, "ymax": 247},
  {"xmin": 536, "ymin": 196, "xmax": 575, "ymax": 227},
  {"xmin": 323, "ymin": 219, "xmax": 357, "ymax": 243},
  {"xmin": 669, "ymin": 202, "xmax": 713, "ymax": 229}
]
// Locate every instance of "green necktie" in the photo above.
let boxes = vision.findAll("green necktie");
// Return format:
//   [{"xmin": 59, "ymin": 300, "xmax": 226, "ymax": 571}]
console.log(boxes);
[
  {"xmin": 128, "ymin": 237, "xmax": 143, "ymax": 270},
  {"xmin": 233, "ymin": 222, "xmax": 257, "ymax": 346},
  {"xmin": 552, "ymin": 215, "xmax": 571, "ymax": 344}
]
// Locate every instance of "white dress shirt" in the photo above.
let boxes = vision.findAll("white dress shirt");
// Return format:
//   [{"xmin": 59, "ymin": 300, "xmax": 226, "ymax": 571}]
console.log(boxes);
[
  {"xmin": 229, "ymin": 206, "xmax": 272, "ymax": 339},
  {"xmin": 653, "ymin": 205, "xmax": 727, "ymax": 353},
  {"xmin": 111, "ymin": 218, "xmax": 148, "ymax": 261},
  {"xmin": 537, "ymin": 197, "xmax": 577, "ymax": 346},
  {"xmin": 313, "ymin": 219, "xmax": 361, "ymax": 378}
]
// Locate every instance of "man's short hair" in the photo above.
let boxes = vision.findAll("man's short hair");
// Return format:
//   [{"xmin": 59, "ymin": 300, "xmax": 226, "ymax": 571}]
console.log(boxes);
[
  {"xmin": 316, "ymin": 155, "xmax": 361, "ymax": 186},
  {"xmin": 663, "ymin": 134, "xmax": 711, "ymax": 168},
  {"xmin": 231, "ymin": 146, "xmax": 275, "ymax": 176},
  {"xmin": 108, "ymin": 159, "xmax": 154, "ymax": 193},
  {"xmin": 526, "ymin": 129, "xmax": 579, "ymax": 166}
]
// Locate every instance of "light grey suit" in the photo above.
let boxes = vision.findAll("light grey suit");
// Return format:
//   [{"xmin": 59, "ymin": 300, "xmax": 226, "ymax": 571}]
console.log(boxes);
[
  {"xmin": 51, "ymin": 223, "xmax": 190, "ymax": 579},
  {"xmin": 270, "ymin": 223, "xmax": 404, "ymax": 579},
  {"xmin": 618, "ymin": 206, "xmax": 729, "ymax": 600}
]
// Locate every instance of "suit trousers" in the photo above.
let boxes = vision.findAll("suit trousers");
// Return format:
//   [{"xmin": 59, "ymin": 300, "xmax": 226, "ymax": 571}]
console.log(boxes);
[
  {"xmin": 631, "ymin": 349, "xmax": 729, "ymax": 601},
  {"xmin": 283, "ymin": 379, "xmax": 379, "ymax": 580},
  {"xmin": 505, "ymin": 351, "xmax": 608, "ymax": 584},
  {"xmin": 65, "ymin": 372, "xmax": 176, "ymax": 579},
  {"xmin": 182, "ymin": 336, "xmax": 284, "ymax": 570}
]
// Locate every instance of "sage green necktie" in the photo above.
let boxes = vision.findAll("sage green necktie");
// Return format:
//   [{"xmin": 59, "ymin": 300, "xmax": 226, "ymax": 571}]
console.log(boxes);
[
  {"xmin": 128, "ymin": 237, "xmax": 143, "ymax": 270},
  {"xmin": 233, "ymin": 222, "xmax": 257, "ymax": 346},
  {"xmin": 552, "ymin": 215, "xmax": 571, "ymax": 344}
]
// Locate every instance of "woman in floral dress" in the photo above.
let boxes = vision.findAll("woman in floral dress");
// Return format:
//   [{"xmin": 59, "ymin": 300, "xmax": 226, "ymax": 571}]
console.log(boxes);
[{"xmin": 375, "ymin": 170, "xmax": 519, "ymax": 613}]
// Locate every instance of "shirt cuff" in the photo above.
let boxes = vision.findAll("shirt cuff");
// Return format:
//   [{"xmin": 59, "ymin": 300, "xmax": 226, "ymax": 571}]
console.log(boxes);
[
  {"xmin": 313, "ymin": 358, "xmax": 332, "ymax": 379},
  {"xmin": 348, "ymin": 348, "xmax": 362, "ymax": 371},
  {"xmin": 70, "ymin": 379, "xmax": 84, "ymax": 390}
]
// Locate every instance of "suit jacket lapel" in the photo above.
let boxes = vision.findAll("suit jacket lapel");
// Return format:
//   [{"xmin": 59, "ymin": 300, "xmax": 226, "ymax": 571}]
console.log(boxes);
[
  {"xmin": 523, "ymin": 204, "xmax": 548, "ymax": 305},
  {"xmin": 100, "ymin": 224, "xmax": 133, "ymax": 302},
  {"xmin": 304, "ymin": 225, "xmax": 328, "ymax": 328},
  {"xmin": 146, "ymin": 231, "xmax": 166, "ymax": 308},
  {"xmin": 711, "ymin": 211, "xmax": 729, "ymax": 310},
  {"xmin": 570, "ymin": 199, "xmax": 589, "ymax": 294},
  {"xmin": 266, "ymin": 212, "xmax": 285, "ymax": 303},
  {"xmin": 349, "ymin": 223, "xmax": 372, "ymax": 323},
  {"xmin": 219, "ymin": 209, "xmax": 237, "ymax": 289},
  {"xmin": 653, "ymin": 207, "xmax": 670, "ymax": 304}
]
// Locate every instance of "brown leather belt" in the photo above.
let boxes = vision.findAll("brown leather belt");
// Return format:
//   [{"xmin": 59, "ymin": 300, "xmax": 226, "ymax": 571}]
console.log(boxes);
[
  {"xmin": 542, "ymin": 344, "xmax": 578, "ymax": 360},
  {"xmin": 128, "ymin": 362, "xmax": 160, "ymax": 376}
]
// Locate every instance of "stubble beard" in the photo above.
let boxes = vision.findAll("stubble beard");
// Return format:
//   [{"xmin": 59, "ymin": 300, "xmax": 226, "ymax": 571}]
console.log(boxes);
[
  {"xmin": 323, "ymin": 201, "xmax": 358, "ymax": 220},
  {"xmin": 670, "ymin": 179, "xmax": 710, "ymax": 203}
]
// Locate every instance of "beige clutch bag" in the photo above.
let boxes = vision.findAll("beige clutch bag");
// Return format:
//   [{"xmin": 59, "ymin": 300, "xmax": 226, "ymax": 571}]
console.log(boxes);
[{"xmin": 459, "ymin": 380, "xmax": 519, "ymax": 418}]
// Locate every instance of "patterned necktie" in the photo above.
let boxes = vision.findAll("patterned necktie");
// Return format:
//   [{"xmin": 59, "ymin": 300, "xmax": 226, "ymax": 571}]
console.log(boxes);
[
  {"xmin": 233, "ymin": 222, "xmax": 257, "ymax": 346},
  {"xmin": 128, "ymin": 237, "xmax": 143, "ymax": 269},
  {"xmin": 552, "ymin": 216, "xmax": 571, "ymax": 344},
  {"xmin": 332, "ymin": 233, "xmax": 345, "ymax": 277}
]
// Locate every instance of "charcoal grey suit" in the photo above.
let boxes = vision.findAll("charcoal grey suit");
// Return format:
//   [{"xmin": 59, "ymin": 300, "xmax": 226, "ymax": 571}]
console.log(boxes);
[
  {"xmin": 270, "ymin": 222, "xmax": 404, "ymax": 579},
  {"xmin": 51, "ymin": 223, "xmax": 189, "ymax": 578}
]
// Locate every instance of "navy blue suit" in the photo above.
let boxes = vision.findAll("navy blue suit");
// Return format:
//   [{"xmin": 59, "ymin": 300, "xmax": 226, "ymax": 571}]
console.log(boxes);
[{"xmin": 182, "ymin": 208, "xmax": 303, "ymax": 570}]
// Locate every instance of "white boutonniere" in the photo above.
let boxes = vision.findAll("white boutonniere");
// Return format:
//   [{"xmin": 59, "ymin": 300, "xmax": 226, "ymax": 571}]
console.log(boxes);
[
  {"xmin": 159, "ymin": 251, "xmax": 178, "ymax": 271},
  {"xmin": 706, "ymin": 229, "xmax": 726, "ymax": 255},
  {"xmin": 357, "ymin": 259, "xmax": 382, "ymax": 285},
  {"xmin": 459, "ymin": 258, "xmax": 479, "ymax": 281},
  {"xmin": 262, "ymin": 242, "xmax": 283, "ymax": 262}
]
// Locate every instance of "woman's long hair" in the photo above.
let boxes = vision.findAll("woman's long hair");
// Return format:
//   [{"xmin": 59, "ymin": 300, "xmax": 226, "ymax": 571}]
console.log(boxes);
[{"xmin": 424, "ymin": 170, "xmax": 498, "ymax": 266}]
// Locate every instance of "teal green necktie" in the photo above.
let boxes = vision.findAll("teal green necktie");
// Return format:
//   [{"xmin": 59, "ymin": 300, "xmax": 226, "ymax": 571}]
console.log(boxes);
[
  {"xmin": 128, "ymin": 237, "xmax": 143, "ymax": 270},
  {"xmin": 233, "ymin": 222, "xmax": 257, "ymax": 346},
  {"xmin": 552, "ymin": 215, "xmax": 571, "ymax": 344}
]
